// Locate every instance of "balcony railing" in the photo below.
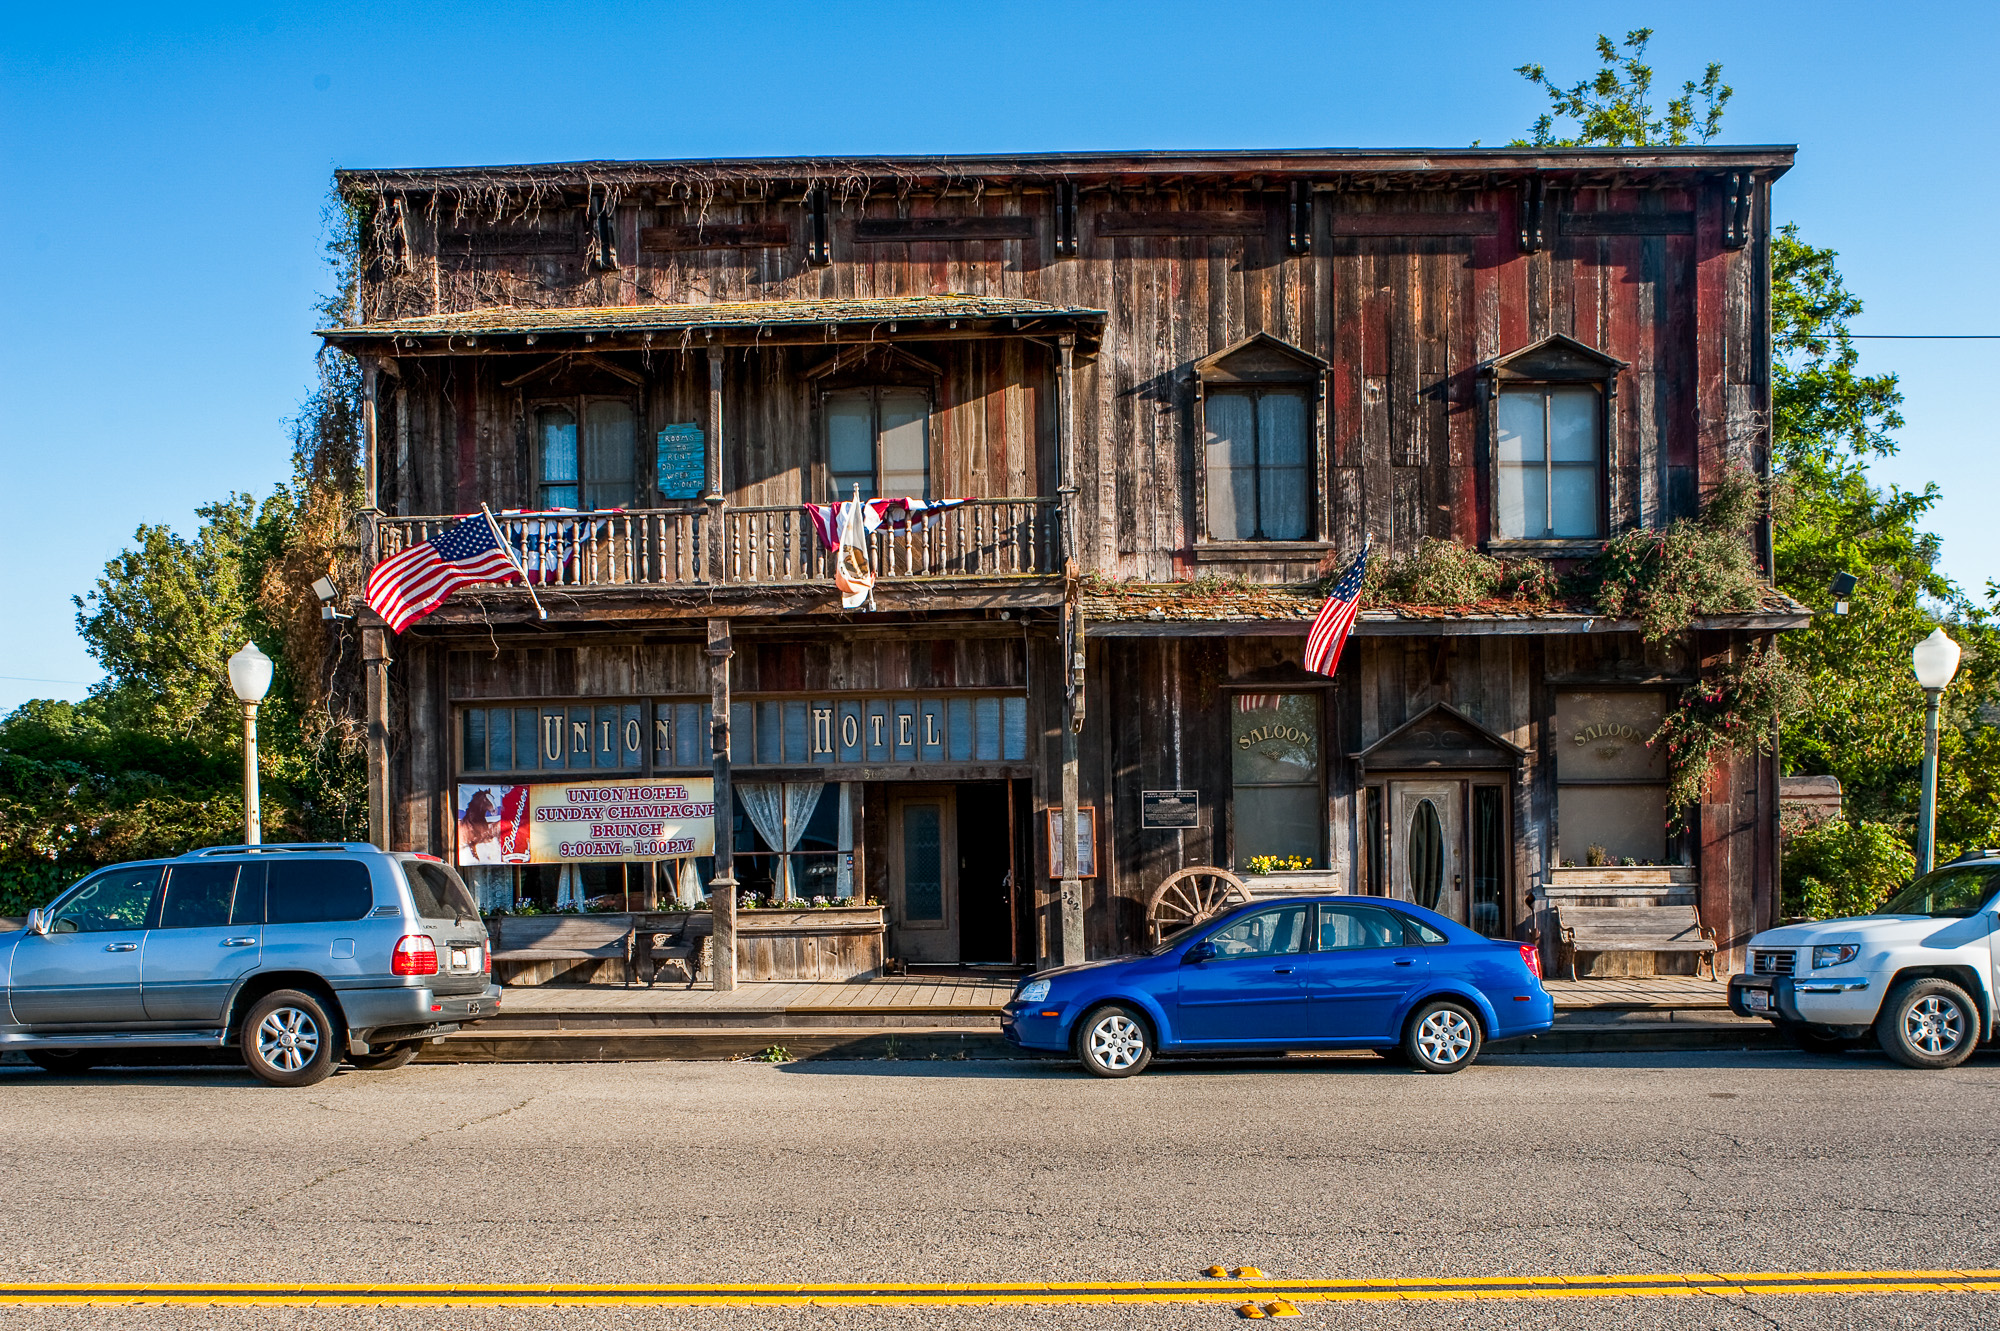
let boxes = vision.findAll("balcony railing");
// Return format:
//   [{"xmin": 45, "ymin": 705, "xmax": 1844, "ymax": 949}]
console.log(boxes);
[{"xmin": 369, "ymin": 498, "xmax": 1060, "ymax": 592}]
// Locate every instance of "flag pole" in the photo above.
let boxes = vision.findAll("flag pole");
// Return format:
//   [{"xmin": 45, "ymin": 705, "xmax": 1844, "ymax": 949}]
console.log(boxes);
[{"xmin": 481, "ymin": 503, "xmax": 546, "ymax": 620}]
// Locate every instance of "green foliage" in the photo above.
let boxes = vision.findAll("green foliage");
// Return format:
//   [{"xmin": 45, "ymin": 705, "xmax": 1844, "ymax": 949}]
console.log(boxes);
[
  {"xmin": 1654, "ymin": 644, "xmax": 1808, "ymax": 821},
  {"xmin": 1514, "ymin": 30, "xmax": 1731, "ymax": 148},
  {"xmin": 1362, "ymin": 537, "xmax": 1554, "ymax": 608},
  {"xmin": 1591, "ymin": 469, "xmax": 1765, "ymax": 644},
  {"xmin": 1, "ymin": 182, "xmax": 368, "ymax": 914},
  {"xmin": 1782, "ymin": 819, "xmax": 1916, "ymax": 921}
]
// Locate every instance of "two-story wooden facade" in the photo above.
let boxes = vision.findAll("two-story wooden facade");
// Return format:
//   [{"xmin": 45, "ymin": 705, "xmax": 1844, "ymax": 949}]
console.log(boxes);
[{"xmin": 323, "ymin": 147, "xmax": 1805, "ymax": 984}]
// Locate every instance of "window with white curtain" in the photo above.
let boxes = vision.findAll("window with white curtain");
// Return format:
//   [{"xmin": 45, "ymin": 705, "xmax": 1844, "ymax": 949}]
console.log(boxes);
[
  {"xmin": 1203, "ymin": 388, "xmax": 1312, "ymax": 541},
  {"xmin": 825, "ymin": 388, "xmax": 930, "ymax": 501},
  {"xmin": 535, "ymin": 397, "xmax": 637, "ymax": 511},
  {"xmin": 1496, "ymin": 385, "xmax": 1602, "ymax": 539}
]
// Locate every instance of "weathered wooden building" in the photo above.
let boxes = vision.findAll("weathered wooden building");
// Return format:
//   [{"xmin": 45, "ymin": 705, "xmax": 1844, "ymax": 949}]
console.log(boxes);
[{"xmin": 323, "ymin": 146, "xmax": 1805, "ymax": 984}]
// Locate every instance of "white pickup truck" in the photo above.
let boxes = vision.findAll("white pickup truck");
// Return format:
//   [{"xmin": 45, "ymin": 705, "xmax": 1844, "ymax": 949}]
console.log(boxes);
[{"xmin": 1730, "ymin": 849, "xmax": 2000, "ymax": 1068}]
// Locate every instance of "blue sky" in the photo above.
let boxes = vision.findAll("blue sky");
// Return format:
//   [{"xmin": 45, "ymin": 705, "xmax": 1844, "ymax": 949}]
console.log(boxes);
[{"xmin": 3, "ymin": 1, "xmax": 1995, "ymax": 712}]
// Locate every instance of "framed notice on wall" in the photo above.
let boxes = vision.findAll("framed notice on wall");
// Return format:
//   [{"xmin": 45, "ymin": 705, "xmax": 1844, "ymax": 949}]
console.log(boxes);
[
  {"xmin": 1141, "ymin": 790, "xmax": 1199, "ymax": 829},
  {"xmin": 1045, "ymin": 807, "xmax": 1098, "ymax": 879},
  {"xmin": 655, "ymin": 423, "xmax": 707, "ymax": 500}
]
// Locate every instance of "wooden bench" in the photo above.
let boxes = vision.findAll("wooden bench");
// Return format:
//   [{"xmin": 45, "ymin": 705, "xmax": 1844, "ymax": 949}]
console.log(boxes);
[
  {"xmin": 487, "ymin": 913, "xmax": 637, "ymax": 986},
  {"xmin": 1554, "ymin": 903, "xmax": 1717, "ymax": 981},
  {"xmin": 636, "ymin": 912, "xmax": 714, "ymax": 988}
]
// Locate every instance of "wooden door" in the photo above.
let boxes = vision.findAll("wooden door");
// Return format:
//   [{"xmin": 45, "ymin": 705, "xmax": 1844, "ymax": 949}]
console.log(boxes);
[
  {"xmin": 888, "ymin": 787, "xmax": 958, "ymax": 964},
  {"xmin": 1389, "ymin": 781, "xmax": 1466, "ymax": 925}
]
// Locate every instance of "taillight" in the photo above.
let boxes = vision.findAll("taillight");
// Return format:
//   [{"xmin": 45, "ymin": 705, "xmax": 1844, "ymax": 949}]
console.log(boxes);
[
  {"xmin": 1519, "ymin": 943, "xmax": 1543, "ymax": 980},
  {"xmin": 392, "ymin": 934, "xmax": 439, "ymax": 976},
  {"xmin": 481, "ymin": 945, "xmax": 491, "ymax": 974}
]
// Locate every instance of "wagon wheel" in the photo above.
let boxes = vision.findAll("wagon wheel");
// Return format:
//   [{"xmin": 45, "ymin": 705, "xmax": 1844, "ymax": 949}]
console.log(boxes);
[{"xmin": 1146, "ymin": 866, "xmax": 1251, "ymax": 944}]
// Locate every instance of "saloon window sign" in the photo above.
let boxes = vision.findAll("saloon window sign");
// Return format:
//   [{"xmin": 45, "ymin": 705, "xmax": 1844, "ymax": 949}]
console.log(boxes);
[{"xmin": 456, "ymin": 778, "xmax": 716, "ymax": 866}]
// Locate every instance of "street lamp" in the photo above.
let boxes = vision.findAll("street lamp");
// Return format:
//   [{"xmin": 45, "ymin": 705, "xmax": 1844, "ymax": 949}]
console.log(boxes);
[
  {"xmin": 1911, "ymin": 626, "xmax": 1962, "ymax": 874},
  {"xmin": 226, "ymin": 641, "xmax": 274, "ymax": 846}
]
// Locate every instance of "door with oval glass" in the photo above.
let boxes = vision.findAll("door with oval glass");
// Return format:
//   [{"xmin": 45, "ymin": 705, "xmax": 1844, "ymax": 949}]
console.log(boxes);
[
  {"xmin": 888, "ymin": 786, "xmax": 958, "ymax": 964},
  {"xmin": 1389, "ymin": 781, "xmax": 1465, "ymax": 924}
]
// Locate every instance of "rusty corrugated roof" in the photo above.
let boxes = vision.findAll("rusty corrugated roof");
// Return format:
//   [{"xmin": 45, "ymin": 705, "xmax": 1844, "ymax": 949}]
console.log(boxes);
[
  {"xmin": 321, "ymin": 295, "xmax": 1104, "ymax": 343},
  {"xmin": 1081, "ymin": 580, "xmax": 1812, "ymax": 634}
]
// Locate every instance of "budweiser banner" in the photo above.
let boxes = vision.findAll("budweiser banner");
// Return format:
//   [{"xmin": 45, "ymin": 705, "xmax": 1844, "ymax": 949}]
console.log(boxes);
[{"xmin": 455, "ymin": 778, "xmax": 717, "ymax": 866}]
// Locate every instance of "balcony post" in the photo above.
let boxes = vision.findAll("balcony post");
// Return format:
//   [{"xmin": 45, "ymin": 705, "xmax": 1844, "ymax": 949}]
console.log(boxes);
[
  {"xmin": 1056, "ymin": 334, "xmax": 1077, "ymax": 569},
  {"xmin": 707, "ymin": 617, "xmax": 737, "ymax": 991},
  {"xmin": 360, "ymin": 359, "xmax": 380, "ymax": 512},
  {"xmin": 705, "ymin": 344, "xmax": 725, "ymax": 583}
]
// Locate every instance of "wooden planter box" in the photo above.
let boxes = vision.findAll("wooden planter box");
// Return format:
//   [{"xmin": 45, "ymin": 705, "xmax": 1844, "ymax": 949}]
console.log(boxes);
[
  {"xmin": 1239, "ymin": 870, "xmax": 1344, "ymax": 896},
  {"xmin": 735, "ymin": 905, "xmax": 885, "ymax": 982}
]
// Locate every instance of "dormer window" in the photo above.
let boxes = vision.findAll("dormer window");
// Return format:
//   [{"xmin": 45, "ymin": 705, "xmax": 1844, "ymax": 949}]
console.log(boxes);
[
  {"xmin": 1193, "ymin": 333, "xmax": 1328, "ymax": 546},
  {"xmin": 1481, "ymin": 334, "xmax": 1626, "ymax": 546}
]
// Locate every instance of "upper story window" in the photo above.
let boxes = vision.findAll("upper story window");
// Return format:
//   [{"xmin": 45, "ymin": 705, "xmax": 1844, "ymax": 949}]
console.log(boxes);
[
  {"xmin": 537, "ymin": 398, "xmax": 636, "ymax": 510},
  {"xmin": 825, "ymin": 387, "xmax": 929, "ymax": 501},
  {"xmin": 1193, "ymin": 333, "xmax": 1327, "ymax": 545},
  {"xmin": 1482, "ymin": 334, "xmax": 1626, "ymax": 545},
  {"xmin": 1497, "ymin": 386, "xmax": 1602, "ymax": 539},
  {"xmin": 1205, "ymin": 389, "xmax": 1311, "ymax": 540}
]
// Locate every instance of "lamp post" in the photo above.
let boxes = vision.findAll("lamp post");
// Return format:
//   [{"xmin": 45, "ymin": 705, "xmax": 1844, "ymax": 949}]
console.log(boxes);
[
  {"xmin": 1911, "ymin": 627, "xmax": 1962, "ymax": 874},
  {"xmin": 226, "ymin": 641, "xmax": 275, "ymax": 846}
]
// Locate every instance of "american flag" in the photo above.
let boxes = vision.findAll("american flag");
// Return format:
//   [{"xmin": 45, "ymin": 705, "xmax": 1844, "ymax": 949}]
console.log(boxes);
[
  {"xmin": 365, "ymin": 514, "xmax": 521, "ymax": 632},
  {"xmin": 1304, "ymin": 545, "xmax": 1370, "ymax": 677}
]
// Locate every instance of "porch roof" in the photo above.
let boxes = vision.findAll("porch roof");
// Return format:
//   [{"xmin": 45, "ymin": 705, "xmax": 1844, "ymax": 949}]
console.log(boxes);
[
  {"xmin": 1080, "ymin": 581, "xmax": 1813, "ymax": 637},
  {"xmin": 320, "ymin": 294, "xmax": 1106, "ymax": 351}
]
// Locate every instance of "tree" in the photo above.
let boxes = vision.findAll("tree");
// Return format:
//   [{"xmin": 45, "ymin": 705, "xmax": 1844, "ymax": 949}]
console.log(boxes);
[
  {"xmin": 1514, "ymin": 29, "xmax": 1731, "ymax": 148},
  {"xmin": 1509, "ymin": 35, "xmax": 2000, "ymax": 875}
]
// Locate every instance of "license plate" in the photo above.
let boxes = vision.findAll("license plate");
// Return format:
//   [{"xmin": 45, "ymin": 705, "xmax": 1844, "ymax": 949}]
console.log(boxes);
[
  {"xmin": 451, "ymin": 947, "xmax": 473, "ymax": 970},
  {"xmin": 1744, "ymin": 989, "xmax": 1771, "ymax": 1012}
]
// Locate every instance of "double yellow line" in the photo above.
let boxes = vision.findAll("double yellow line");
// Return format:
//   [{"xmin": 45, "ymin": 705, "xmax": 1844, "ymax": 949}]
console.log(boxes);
[{"xmin": 1, "ymin": 1269, "xmax": 1996, "ymax": 1308}]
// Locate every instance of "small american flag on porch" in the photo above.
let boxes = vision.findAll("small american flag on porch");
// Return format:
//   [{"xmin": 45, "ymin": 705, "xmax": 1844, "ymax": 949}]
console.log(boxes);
[
  {"xmin": 365, "ymin": 513, "xmax": 521, "ymax": 632},
  {"xmin": 1303, "ymin": 543, "xmax": 1370, "ymax": 677}
]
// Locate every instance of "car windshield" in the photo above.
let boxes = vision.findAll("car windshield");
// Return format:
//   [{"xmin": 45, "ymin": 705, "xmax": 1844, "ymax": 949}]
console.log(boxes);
[{"xmin": 1877, "ymin": 865, "xmax": 2000, "ymax": 918}]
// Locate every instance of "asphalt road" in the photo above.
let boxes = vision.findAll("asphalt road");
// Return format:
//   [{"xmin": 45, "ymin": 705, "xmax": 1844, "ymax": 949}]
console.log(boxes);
[{"xmin": 2, "ymin": 1047, "xmax": 1997, "ymax": 1330}]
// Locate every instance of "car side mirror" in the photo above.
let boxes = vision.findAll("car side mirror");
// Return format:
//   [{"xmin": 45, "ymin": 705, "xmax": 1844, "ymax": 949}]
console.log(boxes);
[
  {"xmin": 24, "ymin": 907, "xmax": 47, "ymax": 936},
  {"xmin": 1182, "ymin": 940, "xmax": 1214, "ymax": 965}
]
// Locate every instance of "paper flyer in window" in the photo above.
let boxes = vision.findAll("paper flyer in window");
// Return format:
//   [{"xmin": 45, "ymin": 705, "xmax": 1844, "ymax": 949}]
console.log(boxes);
[{"xmin": 455, "ymin": 778, "xmax": 717, "ymax": 866}]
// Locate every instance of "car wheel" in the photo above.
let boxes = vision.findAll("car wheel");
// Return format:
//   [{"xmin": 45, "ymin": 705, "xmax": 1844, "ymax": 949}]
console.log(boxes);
[
  {"xmin": 26, "ymin": 1052, "xmax": 99, "ymax": 1075},
  {"xmin": 242, "ymin": 989, "xmax": 340, "ymax": 1087},
  {"xmin": 346, "ymin": 1041, "xmax": 423, "ymax": 1071},
  {"xmin": 1776, "ymin": 1021, "xmax": 1850, "ymax": 1055},
  {"xmin": 1075, "ymin": 1004, "xmax": 1153, "ymax": 1078},
  {"xmin": 1876, "ymin": 977, "xmax": 1978, "ymax": 1069},
  {"xmin": 1404, "ymin": 1000, "xmax": 1482, "ymax": 1074}
]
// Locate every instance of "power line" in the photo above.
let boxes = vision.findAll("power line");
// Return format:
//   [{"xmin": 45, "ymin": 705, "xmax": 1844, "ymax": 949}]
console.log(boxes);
[
  {"xmin": 1849, "ymin": 335, "xmax": 2000, "ymax": 339},
  {"xmin": 0, "ymin": 674, "xmax": 96, "ymax": 685}
]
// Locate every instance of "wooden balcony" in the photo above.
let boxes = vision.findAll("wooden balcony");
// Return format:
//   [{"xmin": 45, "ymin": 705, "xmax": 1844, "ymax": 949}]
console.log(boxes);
[{"xmin": 367, "ymin": 498, "xmax": 1061, "ymax": 597}]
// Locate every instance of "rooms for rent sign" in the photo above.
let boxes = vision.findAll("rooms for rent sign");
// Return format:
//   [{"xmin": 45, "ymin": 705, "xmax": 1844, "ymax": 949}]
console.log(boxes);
[{"xmin": 455, "ymin": 779, "xmax": 717, "ymax": 866}]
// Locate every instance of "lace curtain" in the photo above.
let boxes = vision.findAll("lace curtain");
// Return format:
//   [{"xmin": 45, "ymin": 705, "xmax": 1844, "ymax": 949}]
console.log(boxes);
[{"xmin": 737, "ymin": 781, "xmax": 826, "ymax": 900}]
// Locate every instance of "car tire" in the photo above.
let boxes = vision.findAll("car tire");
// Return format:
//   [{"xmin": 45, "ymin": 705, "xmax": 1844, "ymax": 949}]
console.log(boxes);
[
  {"xmin": 1075, "ymin": 1004, "xmax": 1153, "ymax": 1078},
  {"xmin": 1777, "ymin": 1021, "xmax": 1851, "ymax": 1055},
  {"xmin": 242, "ymin": 989, "xmax": 340, "ymax": 1087},
  {"xmin": 346, "ymin": 1041, "xmax": 423, "ymax": 1071},
  {"xmin": 26, "ymin": 1052, "xmax": 99, "ymax": 1075},
  {"xmin": 1876, "ymin": 977, "xmax": 1979, "ymax": 1069},
  {"xmin": 1404, "ymin": 1000, "xmax": 1483, "ymax": 1074}
]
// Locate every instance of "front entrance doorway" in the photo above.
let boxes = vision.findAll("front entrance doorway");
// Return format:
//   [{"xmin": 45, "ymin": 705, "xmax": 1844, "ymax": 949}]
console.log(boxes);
[
  {"xmin": 885, "ymin": 781, "xmax": 1019, "ymax": 965},
  {"xmin": 1384, "ymin": 779, "xmax": 1510, "ymax": 938}
]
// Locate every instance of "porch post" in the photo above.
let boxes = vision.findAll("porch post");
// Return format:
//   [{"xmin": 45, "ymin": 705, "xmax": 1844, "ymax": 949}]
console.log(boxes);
[
  {"xmin": 1056, "ymin": 333, "xmax": 1086, "ymax": 964},
  {"xmin": 707, "ymin": 616, "xmax": 737, "ymax": 990},
  {"xmin": 362, "ymin": 627, "xmax": 391, "ymax": 850}
]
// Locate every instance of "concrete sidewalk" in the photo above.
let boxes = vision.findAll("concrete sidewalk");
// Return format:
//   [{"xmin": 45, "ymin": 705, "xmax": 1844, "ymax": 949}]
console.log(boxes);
[{"xmin": 425, "ymin": 973, "xmax": 1777, "ymax": 1062}]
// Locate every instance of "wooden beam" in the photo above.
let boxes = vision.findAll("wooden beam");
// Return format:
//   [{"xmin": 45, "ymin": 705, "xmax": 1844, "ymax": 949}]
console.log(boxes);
[
  {"xmin": 853, "ymin": 216, "xmax": 1036, "ymax": 242},
  {"xmin": 707, "ymin": 617, "xmax": 737, "ymax": 992},
  {"xmin": 360, "ymin": 360, "xmax": 379, "ymax": 511},
  {"xmin": 1328, "ymin": 212, "xmax": 1500, "ymax": 237},
  {"xmin": 1559, "ymin": 211, "xmax": 1694, "ymax": 236},
  {"xmin": 363, "ymin": 628, "xmax": 391, "ymax": 850},
  {"xmin": 640, "ymin": 222, "xmax": 791, "ymax": 251},
  {"xmin": 1095, "ymin": 210, "xmax": 1265, "ymax": 236}
]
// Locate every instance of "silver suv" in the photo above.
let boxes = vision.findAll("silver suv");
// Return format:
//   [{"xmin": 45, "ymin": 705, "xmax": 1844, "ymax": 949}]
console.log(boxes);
[{"xmin": 0, "ymin": 843, "xmax": 499, "ymax": 1086}]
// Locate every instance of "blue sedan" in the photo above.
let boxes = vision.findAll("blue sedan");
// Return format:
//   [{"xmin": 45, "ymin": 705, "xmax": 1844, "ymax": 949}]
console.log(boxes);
[{"xmin": 1002, "ymin": 895, "xmax": 1554, "ymax": 1076}]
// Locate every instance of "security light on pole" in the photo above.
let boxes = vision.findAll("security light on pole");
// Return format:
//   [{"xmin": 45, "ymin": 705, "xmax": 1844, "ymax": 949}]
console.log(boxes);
[
  {"xmin": 1911, "ymin": 627, "xmax": 1961, "ymax": 874},
  {"xmin": 227, "ymin": 641, "xmax": 274, "ymax": 846}
]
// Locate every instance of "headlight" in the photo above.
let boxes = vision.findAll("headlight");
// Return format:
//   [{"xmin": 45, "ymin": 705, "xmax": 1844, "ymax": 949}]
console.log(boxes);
[
  {"xmin": 1018, "ymin": 979, "xmax": 1051, "ymax": 1004},
  {"xmin": 1812, "ymin": 944, "xmax": 1859, "ymax": 969}
]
